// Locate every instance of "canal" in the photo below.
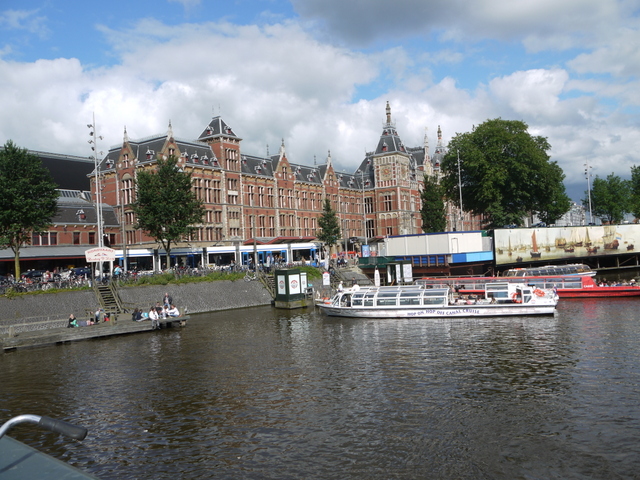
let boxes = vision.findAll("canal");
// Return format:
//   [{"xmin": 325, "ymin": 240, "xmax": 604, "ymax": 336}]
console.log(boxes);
[{"xmin": 1, "ymin": 299, "xmax": 639, "ymax": 479}]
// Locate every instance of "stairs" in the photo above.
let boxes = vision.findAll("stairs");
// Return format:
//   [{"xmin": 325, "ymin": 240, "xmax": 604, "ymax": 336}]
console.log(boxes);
[
  {"xmin": 334, "ymin": 266, "xmax": 373, "ymax": 287},
  {"xmin": 93, "ymin": 282, "xmax": 128, "ymax": 316}
]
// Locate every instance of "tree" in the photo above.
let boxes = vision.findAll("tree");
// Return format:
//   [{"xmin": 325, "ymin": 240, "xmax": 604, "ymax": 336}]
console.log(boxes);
[
  {"xmin": 440, "ymin": 118, "xmax": 571, "ymax": 228},
  {"xmin": 132, "ymin": 156, "xmax": 205, "ymax": 269},
  {"xmin": 316, "ymin": 198, "xmax": 341, "ymax": 253},
  {"xmin": 586, "ymin": 173, "xmax": 630, "ymax": 224},
  {"xmin": 0, "ymin": 140, "xmax": 59, "ymax": 277},
  {"xmin": 420, "ymin": 175, "xmax": 447, "ymax": 233},
  {"xmin": 629, "ymin": 165, "xmax": 640, "ymax": 220}
]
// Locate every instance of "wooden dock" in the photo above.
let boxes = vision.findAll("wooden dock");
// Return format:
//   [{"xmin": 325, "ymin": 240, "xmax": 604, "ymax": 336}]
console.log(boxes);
[{"xmin": 1, "ymin": 317, "xmax": 189, "ymax": 352}]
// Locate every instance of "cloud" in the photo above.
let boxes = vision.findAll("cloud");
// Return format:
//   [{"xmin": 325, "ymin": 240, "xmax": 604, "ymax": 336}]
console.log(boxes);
[
  {"xmin": 1, "ymin": 5, "xmax": 640, "ymax": 206},
  {"xmin": 0, "ymin": 9, "xmax": 48, "ymax": 34},
  {"xmin": 291, "ymin": 0, "xmax": 634, "ymax": 49}
]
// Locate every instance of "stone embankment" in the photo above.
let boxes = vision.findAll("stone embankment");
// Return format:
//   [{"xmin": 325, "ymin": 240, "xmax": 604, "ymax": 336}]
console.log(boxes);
[{"xmin": 0, "ymin": 280, "xmax": 273, "ymax": 335}]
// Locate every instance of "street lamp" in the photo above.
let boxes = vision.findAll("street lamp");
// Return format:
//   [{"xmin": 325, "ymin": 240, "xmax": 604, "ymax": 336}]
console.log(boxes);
[
  {"xmin": 584, "ymin": 161, "xmax": 593, "ymax": 225},
  {"xmin": 357, "ymin": 169, "xmax": 368, "ymax": 245},
  {"xmin": 457, "ymin": 150, "xmax": 464, "ymax": 232},
  {"xmin": 88, "ymin": 113, "xmax": 105, "ymax": 276}
]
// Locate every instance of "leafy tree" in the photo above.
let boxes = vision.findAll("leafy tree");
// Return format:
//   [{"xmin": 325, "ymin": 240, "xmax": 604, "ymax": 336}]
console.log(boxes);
[
  {"xmin": 440, "ymin": 118, "xmax": 571, "ymax": 228},
  {"xmin": 532, "ymin": 161, "xmax": 572, "ymax": 225},
  {"xmin": 132, "ymin": 156, "xmax": 205, "ymax": 269},
  {"xmin": 0, "ymin": 141, "xmax": 59, "ymax": 277},
  {"xmin": 420, "ymin": 175, "xmax": 447, "ymax": 233},
  {"xmin": 316, "ymin": 198, "xmax": 341, "ymax": 251},
  {"xmin": 629, "ymin": 165, "xmax": 640, "ymax": 220},
  {"xmin": 586, "ymin": 173, "xmax": 630, "ymax": 224}
]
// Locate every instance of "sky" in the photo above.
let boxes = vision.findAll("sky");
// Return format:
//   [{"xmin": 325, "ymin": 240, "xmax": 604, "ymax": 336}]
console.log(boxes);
[{"xmin": 2, "ymin": 0, "xmax": 640, "ymax": 203}]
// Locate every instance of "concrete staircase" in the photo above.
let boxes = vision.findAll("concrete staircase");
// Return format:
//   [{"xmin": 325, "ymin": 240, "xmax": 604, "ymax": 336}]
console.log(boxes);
[{"xmin": 93, "ymin": 282, "xmax": 129, "ymax": 316}]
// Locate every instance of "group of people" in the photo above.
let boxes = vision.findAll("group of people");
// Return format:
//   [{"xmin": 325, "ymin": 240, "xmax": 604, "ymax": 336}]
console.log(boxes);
[
  {"xmin": 67, "ymin": 313, "xmax": 96, "ymax": 328},
  {"xmin": 131, "ymin": 292, "xmax": 180, "ymax": 329}
]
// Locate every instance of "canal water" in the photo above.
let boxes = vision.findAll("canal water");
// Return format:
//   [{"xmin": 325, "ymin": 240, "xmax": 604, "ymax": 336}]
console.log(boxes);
[{"xmin": 1, "ymin": 299, "xmax": 640, "ymax": 479}]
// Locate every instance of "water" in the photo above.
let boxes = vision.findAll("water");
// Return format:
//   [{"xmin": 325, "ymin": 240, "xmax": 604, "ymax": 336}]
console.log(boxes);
[{"xmin": 2, "ymin": 299, "xmax": 640, "ymax": 479}]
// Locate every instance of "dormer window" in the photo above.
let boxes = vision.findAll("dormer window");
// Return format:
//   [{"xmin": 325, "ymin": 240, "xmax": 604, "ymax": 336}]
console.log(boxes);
[
  {"xmin": 207, "ymin": 127, "xmax": 213, "ymax": 135},
  {"xmin": 255, "ymin": 165, "xmax": 262, "ymax": 173},
  {"xmin": 191, "ymin": 153, "xmax": 199, "ymax": 163},
  {"xmin": 168, "ymin": 148, "xmax": 175, "ymax": 156},
  {"xmin": 106, "ymin": 159, "xmax": 113, "ymax": 169},
  {"xmin": 76, "ymin": 209, "xmax": 86, "ymax": 221},
  {"xmin": 202, "ymin": 154, "xmax": 209, "ymax": 164},
  {"xmin": 146, "ymin": 149, "xmax": 154, "ymax": 160}
]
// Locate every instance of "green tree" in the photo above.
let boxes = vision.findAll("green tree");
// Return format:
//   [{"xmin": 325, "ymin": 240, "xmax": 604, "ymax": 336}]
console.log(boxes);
[
  {"xmin": 316, "ymin": 198, "xmax": 341, "ymax": 251},
  {"xmin": 587, "ymin": 173, "xmax": 630, "ymax": 224},
  {"xmin": 0, "ymin": 141, "xmax": 59, "ymax": 278},
  {"xmin": 132, "ymin": 156, "xmax": 205, "ymax": 269},
  {"xmin": 440, "ymin": 118, "xmax": 571, "ymax": 228},
  {"xmin": 420, "ymin": 175, "xmax": 447, "ymax": 233},
  {"xmin": 629, "ymin": 165, "xmax": 640, "ymax": 220}
]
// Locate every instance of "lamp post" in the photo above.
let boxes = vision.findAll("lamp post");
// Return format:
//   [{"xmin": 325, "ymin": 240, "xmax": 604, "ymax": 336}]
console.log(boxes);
[
  {"xmin": 356, "ymin": 169, "xmax": 368, "ymax": 246},
  {"xmin": 584, "ymin": 161, "xmax": 593, "ymax": 225},
  {"xmin": 457, "ymin": 150, "xmax": 464, "ymax": 232},
  {"xmin": 88, "ymin": 113, "xmax": 104, "ymax": 276}
]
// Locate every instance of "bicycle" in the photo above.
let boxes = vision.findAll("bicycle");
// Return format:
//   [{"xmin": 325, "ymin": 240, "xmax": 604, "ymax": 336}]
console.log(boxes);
[{"xmin": 244, "ymin": 271, "xmax": 257, "ymax": 282}]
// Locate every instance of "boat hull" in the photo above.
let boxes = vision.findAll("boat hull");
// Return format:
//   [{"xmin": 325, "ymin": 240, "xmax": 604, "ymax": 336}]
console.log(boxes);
[{"xmin": 317, "ymin": 304, "xmax": 556, "ymax": 318}]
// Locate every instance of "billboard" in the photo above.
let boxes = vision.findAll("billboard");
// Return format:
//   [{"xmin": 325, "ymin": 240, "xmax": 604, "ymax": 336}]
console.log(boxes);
[{"xmin": 494, "ymin": 225, "xmax": 638, "ymax": 266}]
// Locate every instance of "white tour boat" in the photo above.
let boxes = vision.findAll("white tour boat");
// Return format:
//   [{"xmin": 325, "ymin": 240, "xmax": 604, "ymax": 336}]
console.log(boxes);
[{"xmin": 317, "ymin": 282, "xmax": 558, "ymax": 318}]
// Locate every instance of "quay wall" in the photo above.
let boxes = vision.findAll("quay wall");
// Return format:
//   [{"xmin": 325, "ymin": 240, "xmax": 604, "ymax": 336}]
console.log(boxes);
[{"xmin": 0, "ymin": 280, "xmax": 273, "ymax": 334}]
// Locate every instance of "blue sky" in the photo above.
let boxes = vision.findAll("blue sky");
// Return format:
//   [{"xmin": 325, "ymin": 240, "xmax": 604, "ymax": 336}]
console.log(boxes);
[{"xmin": 2, "ymin": 0, "xmax": 640, "ymax": 203}]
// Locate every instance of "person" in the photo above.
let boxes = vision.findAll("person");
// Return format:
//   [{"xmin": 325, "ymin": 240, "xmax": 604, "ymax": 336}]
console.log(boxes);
[
  {"xmin": 114, "ymin": 265, "xmax": 122, "ymax": 278},
  {"xmin": 162, "ymin": 292, "xmax": 173, "ymax": 308},
  {"xmin": 337, "ymin": 281, "xmax": 344, "ymax": 292},
  {"xmin": 132, "ymin": 308, "xmax": 143, "ymax": 322},
  {"xmin": 67, "ymin": 314, "xmax": 78, "ymax": 328},
  {"xmin": 166, "ymin": 304, "xmax": 180, "ymax": 317},
  {"xmin": 94, "ymin": 308, "xmax": 102, "ymax": 323},
  {"xmin": 149, "ymin": 306, "xmax": 160, "ymax": 330}
]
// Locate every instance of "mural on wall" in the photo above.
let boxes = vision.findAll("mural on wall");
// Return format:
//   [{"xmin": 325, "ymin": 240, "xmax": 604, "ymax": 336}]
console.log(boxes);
[{"xmin": 494, "ymin": 225, "xmax": 639, "ymax": 266}]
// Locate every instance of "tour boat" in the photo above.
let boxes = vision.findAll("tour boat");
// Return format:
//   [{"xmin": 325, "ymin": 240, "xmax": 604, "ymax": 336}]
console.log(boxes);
[
  {"xmin": 503, "ymin": 264, "xmax": 595, "ymax": 277},
  {"xmin": 417, "ymin": 271, "xmax": 640, "ymax": 299},
  {"xmin": 317, "ymin": 282, "xmax": 558, "ymax": 318}
]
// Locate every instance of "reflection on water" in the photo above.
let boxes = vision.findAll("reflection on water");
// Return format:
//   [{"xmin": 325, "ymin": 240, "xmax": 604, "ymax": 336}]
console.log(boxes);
[{"xmin": 2, "ymin": 300, "xmax": 640, "ymax": 479}]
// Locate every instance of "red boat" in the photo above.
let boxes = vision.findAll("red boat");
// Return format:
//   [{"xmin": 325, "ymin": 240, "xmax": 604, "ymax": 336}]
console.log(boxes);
[{"xmin": 416, "ymin": 274, "xmax": 640, "ymax": 298}]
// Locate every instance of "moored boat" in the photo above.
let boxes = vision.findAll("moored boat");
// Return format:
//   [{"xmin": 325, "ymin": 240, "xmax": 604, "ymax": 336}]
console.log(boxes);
[
  {"xmin": 417, "ymin": 273, "xmax": 640, "ymax": 298},
  {"xmin": 317, "ymin": 282, "xmax": 558, "ymax": 318}
]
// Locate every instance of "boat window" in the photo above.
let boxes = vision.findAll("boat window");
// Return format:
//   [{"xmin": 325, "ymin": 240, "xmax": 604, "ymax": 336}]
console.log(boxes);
[
  {"xmin": 363, "ymin": 293, "xmax": 375, "ymax": 307},
  {"xmin": 377, "ymin": 296, "xmax": 398, "ymax": 306},
  {"xmin": 351, "ymin": 293, "xmax": 364, "ymax": 306},
  {"xmin": 400, "ymin": 297, "xmax": 421, "ymax": 305},
  {"xmin": 423, "ymin": 296, "xmax": 446, "ymax": 305}
]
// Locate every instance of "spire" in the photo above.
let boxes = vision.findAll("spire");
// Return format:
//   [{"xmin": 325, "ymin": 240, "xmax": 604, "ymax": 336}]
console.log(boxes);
[
  {"xmin": 327, "ymin": 150, "xmax": 332, "ymax": 166},
  {"xmin": 123, "ymin": 126, "xmax": 130, "ymax": 145},
  {"xmin": 386, "ymin": 101, "xmax": 391, "ymax": 125},
  {"xmin": 437, "ymin": 125, "xmax": 443, "ymax": 146},
  {"xmin": 279, "ymin": 138, "xmax": 286, "ymax": 156},
  {"xmin": 167, "ymin": 120, "xmax": 174, "ymax": 141}
]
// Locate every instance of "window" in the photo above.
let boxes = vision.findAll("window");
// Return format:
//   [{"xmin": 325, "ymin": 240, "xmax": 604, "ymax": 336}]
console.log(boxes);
[
  {"xmin": 122, "ymin": 178, "xmax": 134, "ymax": 205},
  {"xmin": 89, "ymin": 232, "xmax": 96, "ymax": 245},
  {"xmin": 50, "ymin": 232, "xmax": 57, "ymax": 245},
  {"xmin": 383, "ymin": 194, "xmax": 393, "ymax": 211},
  {"xmin": 73, "ymin": 232, "xmax": 81, "ymax": 245},
  {"xmin": 31, "ymin": 233, "xmax": 40, "ymax": 246}
]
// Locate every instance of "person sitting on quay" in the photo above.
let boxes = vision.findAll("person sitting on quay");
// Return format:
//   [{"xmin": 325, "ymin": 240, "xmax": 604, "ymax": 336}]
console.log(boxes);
[
  {"xmin": 166, "ymin": 304, "xmax": 180, "ymax": 317},
  {"xmin": 67, "ymin": 314, "xmax": 78, "ymax": 328},
  {"xmin": 132, "ymin": 308, "xmax": 143, "ymax": 322},
  {"xmin": 149, "ymin": 306, "xmax": 160, "ymax": 330}
]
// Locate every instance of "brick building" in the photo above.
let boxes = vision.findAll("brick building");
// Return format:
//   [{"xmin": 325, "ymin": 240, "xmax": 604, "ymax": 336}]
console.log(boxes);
[{"xmin": 95, "ymin": 102, "xmax": 439, "ymax": 268}]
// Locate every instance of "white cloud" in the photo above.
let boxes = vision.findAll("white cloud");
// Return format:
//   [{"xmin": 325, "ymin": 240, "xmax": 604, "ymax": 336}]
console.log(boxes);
[{"xmin": 1, "ymin": 4, "xmax": 640, "ymax": 205}]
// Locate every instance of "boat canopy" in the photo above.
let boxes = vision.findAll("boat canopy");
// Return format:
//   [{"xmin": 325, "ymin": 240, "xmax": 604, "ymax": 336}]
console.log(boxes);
[{"xmin": 341, "ymin": 286, "xmax": 450, "ymax": 308}]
